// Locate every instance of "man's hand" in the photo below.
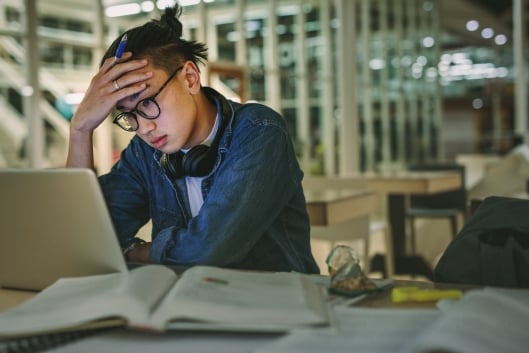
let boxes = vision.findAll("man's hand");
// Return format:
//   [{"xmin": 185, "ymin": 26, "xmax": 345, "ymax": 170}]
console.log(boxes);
[
  {"xmin": 65, "ymin": 53, "xmax": 152, "ymax": 169},
  {"xmin": 125, "ymin": 242, "xmax": 152, "ymax": 263}
]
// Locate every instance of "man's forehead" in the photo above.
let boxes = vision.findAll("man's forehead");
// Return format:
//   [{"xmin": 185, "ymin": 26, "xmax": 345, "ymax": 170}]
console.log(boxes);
[
  {"xmin": 115, "ymin": 65, "xmax": 161, "ymax": 110},
  {"xmin": 115, "ymin": 83, "xmax": 152, "ymax": 111}
]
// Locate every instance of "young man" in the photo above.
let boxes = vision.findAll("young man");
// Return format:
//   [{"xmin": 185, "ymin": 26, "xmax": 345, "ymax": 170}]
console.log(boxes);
[{"xmin": 66, "ymin": 5, "xmax": 319, "ymax": 274}]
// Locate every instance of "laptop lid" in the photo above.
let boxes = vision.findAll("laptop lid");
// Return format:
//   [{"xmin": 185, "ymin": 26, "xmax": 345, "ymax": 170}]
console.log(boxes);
[{"xmin": 0, "ymin": 168, "xmax": 128, "ymax": 291}]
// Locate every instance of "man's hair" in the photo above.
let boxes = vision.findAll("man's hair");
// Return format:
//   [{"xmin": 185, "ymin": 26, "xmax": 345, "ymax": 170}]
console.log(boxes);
[{"xmin": 101, "ymin": 5, "xmax": 208, "ymax": 73}]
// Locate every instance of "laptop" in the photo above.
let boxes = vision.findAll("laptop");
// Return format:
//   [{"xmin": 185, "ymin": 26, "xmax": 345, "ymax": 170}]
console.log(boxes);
[{"xmin": 0, "ymin": 168, "xmax": 128, "ymax": 291}]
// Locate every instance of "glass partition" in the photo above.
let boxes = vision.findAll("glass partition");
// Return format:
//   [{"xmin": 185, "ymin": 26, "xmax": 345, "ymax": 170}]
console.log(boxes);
[{"xmin": 0, "ymin": 0, "xmax": 516, "ymax": 172}]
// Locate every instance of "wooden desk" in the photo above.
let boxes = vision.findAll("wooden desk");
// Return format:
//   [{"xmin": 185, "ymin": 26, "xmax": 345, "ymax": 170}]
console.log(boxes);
[
  {"xmin": 364, "ymin": 171, "xmax": 462, "ymax": 278},
  {"xmin": 0, "ymin": 278, "xmax": 474, "ymax": 312},
  {"xmin": 305, "ymin": 189, "xmax": 376, "ymax": 226},
  {"xmin": 353, "ymin": 279, "xmax": 478, "ymax": 309},
  {"xmin": 0, "ymin": 279, "xmax": 480, "ymax": 353},
  {"xmin": 0, "ymin": 288, "xmax": 35, "ymax": 311}
]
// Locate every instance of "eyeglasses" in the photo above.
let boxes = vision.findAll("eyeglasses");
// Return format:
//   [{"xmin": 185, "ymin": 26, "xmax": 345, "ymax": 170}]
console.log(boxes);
[{"xmin": 112, "ymin": 66, "xmax": 183, "ymax": 132}]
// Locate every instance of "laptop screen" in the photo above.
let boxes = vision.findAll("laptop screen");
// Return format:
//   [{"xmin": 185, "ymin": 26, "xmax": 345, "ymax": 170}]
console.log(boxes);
[{"xmin": 0, "ymin": 168, "xmax": 127, "ymax": 291}]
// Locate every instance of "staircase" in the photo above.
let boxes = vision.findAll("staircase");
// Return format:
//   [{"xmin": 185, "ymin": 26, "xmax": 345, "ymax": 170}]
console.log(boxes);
[{"xmin": 0, "ymin": 37, "xmax": 71, "ymax": 167}]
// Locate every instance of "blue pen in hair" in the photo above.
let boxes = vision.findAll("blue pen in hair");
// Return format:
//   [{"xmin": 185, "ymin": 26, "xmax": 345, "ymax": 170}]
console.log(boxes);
[{"xmin": 115, "ymin": 34, "xmax": 128, "ymax": 61}]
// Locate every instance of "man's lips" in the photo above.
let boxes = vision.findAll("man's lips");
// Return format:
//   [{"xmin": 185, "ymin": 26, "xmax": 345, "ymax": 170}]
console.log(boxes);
[{"xmin": 150, "ymin": 136, "xmax": 167, "ymax": 149}]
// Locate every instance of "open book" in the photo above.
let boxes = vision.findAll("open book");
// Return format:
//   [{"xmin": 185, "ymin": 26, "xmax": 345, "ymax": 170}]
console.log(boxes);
[
  {"xmin": 0, "ymin": 265, "xmax": 333, "ymax": 339},
  {"xmin": 406, "ymin": 287, "xmax": 529, "ymax": 353}
]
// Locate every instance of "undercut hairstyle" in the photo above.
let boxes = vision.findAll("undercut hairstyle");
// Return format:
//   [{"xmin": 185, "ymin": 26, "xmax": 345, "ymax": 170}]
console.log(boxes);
[{"xmin": 101, "ymin": 4, "xmax": 208, "ymax": 73}]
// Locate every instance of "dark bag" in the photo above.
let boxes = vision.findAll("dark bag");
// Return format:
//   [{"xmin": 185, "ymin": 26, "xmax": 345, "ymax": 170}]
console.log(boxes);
[{"xmin": 434, "ymin": 196, "xmax": 529, "ymax": 287}]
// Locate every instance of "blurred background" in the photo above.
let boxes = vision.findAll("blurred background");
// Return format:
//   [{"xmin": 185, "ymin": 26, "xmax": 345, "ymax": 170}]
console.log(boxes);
[{"xmin": 0, "ymin": 0, "xmax": 525, "ymax": 176}]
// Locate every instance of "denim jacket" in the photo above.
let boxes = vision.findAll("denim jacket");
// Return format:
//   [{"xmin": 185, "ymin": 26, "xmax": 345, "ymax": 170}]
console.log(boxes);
[{"xmin": 99, "ymin": 88, "xmax": 319, "ymax": 274}]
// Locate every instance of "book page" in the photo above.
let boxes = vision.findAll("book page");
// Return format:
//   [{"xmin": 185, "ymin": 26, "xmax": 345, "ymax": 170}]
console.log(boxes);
[
  {"xmin": 111, "ymin": 265, "xmax": 178, "ymax": 325},
  {"xmin": 45, "ymin": 328, "xmax": 283, "ymax": 353},
  {"xmin": 255, "ymin": 306, "xmax": 439, "ymax": 353},
  {"xmin": 0, "ymin": 265, "xmax": 177, "ymax": 338},
  {"xmin": 149, "ymin": 266, "xmax": 332, "ymax": 331},
  {"xmin": 407, "ymin": 289, "xmax": 529, "ymax": 353}
]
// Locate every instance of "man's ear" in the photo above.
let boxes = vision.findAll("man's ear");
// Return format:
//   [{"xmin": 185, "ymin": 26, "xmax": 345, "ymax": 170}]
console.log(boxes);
[{"xmin": 182, "ymin": 61, "xmax": 201, "ymax": 94}]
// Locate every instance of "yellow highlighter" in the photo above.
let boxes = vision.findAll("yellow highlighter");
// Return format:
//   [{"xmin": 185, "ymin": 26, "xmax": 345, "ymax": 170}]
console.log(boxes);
[{"xmin": 392, "ymin": 287, "xmax": 463, "ymax": 303}]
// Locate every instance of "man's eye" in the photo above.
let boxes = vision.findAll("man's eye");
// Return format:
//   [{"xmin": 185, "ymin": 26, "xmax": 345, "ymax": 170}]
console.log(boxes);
[{"xmin": 140, "ymin": 99, "xmax": 155, "ymax": 108}]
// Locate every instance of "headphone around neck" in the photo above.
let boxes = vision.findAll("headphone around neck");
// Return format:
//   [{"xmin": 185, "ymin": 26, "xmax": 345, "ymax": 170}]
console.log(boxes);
[{"xmin": 160, "ymin": 88, "xmax": 232, "ymax": 179}]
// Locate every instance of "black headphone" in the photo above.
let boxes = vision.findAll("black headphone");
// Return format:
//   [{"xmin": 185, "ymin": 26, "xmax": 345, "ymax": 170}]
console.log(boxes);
[{"xmin": 160, "ymin": 88, "xmax": 232, "ymax": 179}]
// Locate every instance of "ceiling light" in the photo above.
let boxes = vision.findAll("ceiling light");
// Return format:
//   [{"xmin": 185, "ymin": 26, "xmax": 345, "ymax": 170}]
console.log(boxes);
[
  {"xmin": 416, "ymin": 56, "xmax": 428, "ymax": 66},
  {"xmin": 141, "ymin": 1, "xmax": 155, "ymax": 12},
  {"xmin": 369, "ymin": 58, "xmax": 385, "ymax": 70},
  {"xmin": 157, "ymin": 0, "xmax": 178, "ymax": 9},
  {"xmin": 466, "ymin": 20, "xmax": 479, "ymax": 31},
  {"xmin": 105, "ymin": 3, "xmax": 141, "ymax": 17},
  {"xmin": 495, "ymin": 34, "xmax": 507, "ymax": 45},
  {"xmin": 426, "ymin": 67, "xmax": 437, "ymax": 79},
  {"xmin": 472, "ymin": 98, "xmax": 483, "ymax": 109},
  {"xmin": 422, "ymin": 36, "xmax": 435, "ymax": 48},
  {"xmin": 164, "ymin": 0, "xmax": 196, "ymax": 7},
  {"xmin": 481, "ymin": 27, "xmax": 494, "ymax": 39}
]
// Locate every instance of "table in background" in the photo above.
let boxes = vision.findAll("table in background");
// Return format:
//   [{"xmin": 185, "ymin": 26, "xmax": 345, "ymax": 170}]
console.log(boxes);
[
  {"xmin": 305, "ymin": 188, "xmax": 384, "ymax": 274},
  {"xmin": 365, "ymin": 171, "xmax": 462, "ymax": 278},
  {"xmin": 305, "ymin": 189, "xmax": 376, "ymax": 226}
]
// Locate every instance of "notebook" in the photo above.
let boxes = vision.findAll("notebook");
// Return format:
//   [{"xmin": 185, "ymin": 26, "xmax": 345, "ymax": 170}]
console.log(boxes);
[{"xmin": 0, "ymin": 168, "xmax": 127, "ymax": 291}]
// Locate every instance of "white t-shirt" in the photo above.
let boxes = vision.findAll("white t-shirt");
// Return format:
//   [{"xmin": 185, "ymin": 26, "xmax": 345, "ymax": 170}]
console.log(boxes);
[{"xmin": 184, "ymin": 112, "xmax": 221, "ymax": 217}]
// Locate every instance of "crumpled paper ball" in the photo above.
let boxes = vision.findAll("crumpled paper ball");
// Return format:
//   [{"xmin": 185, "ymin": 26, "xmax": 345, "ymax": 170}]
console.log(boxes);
[{"xmin": 326, "ymin": 245, "xmax": 377, "ymax": 294}]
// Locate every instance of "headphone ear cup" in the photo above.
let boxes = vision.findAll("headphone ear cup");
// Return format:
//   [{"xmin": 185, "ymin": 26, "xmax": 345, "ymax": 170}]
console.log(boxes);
[
  {"xmin": 182, "ymin": 144, "xmax": 212, "ymax": 177},
  {"xmin": 161, "ymin": 152, "xmax": 184, "ymax": 179}
]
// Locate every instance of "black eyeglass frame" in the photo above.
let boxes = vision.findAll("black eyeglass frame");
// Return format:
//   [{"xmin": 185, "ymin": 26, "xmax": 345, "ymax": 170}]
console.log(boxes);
[{"xmin": 112, "ymin": 66, "xmax": 183, "ymax": 132}]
